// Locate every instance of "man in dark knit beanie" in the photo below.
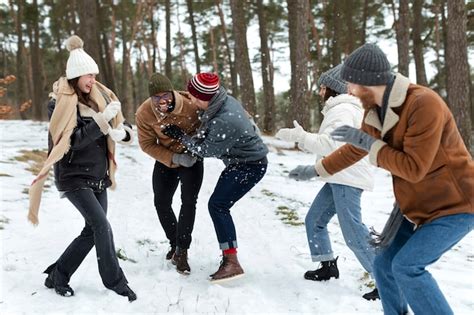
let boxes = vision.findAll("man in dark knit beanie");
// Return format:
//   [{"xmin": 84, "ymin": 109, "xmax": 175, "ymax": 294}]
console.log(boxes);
[
  {"xmin": 135, "ymin": 73, "xmax": 204, "ymax": 275},
  {"xmin": 313, "ymin": 43, "xmax": 474, "ymax": 314}
]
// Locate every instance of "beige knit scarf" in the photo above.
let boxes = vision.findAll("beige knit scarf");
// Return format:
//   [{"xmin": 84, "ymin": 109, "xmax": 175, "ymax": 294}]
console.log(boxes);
[{"xmin": 28, "ymin": 77, "xmax": 124, "ymax": 225}]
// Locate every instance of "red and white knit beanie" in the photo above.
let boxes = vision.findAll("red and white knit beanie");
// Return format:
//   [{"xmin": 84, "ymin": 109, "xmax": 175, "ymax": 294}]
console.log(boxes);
[{"xmin": 187, "ymin": 73, "xmax": 220, "ymax": 101}]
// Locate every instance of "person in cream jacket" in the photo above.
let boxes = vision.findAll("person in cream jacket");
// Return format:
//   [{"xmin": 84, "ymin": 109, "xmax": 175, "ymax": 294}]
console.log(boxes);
[{"xmin": 276, "ymin": 64, "xmax": 378, "ymax": 301}]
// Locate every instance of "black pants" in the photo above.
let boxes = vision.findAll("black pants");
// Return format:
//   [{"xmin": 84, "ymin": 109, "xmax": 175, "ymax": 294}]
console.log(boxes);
[
  {"xmin": 44, "ymin": 188, "xmax": 127, "ymax": 292},
  {"xmin": 152, "ymin": 160, "xmax": 204, "ymax": 249}
]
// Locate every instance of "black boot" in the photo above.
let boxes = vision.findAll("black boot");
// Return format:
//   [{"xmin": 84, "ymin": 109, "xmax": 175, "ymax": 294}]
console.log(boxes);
[
  {"xmin": 362, "ymin": 288, "xmax": 380, "ymax": 301},
  {"xmin": 304, "ymin": 257, "xmax": 339, "ymax": 281},
  {"xmin": 44, "ymin": 272, "xmax": 74, "ymax": 297},
  {"xmin": 116, "ymin": 284, "xmax": 137, "ymax": 302},
  {"xmin": 166, "ymin": 246, "xmax": 176, "ymax": 260}
]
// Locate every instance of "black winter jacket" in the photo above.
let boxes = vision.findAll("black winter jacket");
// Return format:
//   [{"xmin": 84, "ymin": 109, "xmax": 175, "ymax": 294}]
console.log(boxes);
[{"xmin": 48, "ymin": 99, "xmax": 112, "ymax": 192}]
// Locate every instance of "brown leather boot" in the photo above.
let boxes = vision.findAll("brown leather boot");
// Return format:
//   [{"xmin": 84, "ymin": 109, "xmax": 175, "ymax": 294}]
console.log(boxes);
[
  {"xmin": 171, "ymin": 248, "xmax": 190, "ymax": 274},
  {"xmin": 210, "ymin": 253, "xmax": 244, "ymax": 283}
]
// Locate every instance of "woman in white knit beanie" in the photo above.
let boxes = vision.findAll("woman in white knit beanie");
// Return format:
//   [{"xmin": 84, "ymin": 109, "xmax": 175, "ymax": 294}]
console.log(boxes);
[{"xmin": 29, "ymin": 35, "xmax": 136, "ymax": 301}]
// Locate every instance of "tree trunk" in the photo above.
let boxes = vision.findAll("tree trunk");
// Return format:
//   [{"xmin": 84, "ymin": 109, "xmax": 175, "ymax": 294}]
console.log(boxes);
[
  {"xmin": 287, "ymin": 0, "xmax": 310, "ymax": 129},
  {"xmin": 77, "ymin": 0, "xmax": 101, "ymax": 70},
  {"xmin": 176, "ymin": 2, "xmax": 187, "ymax": 84},
  {"xmin": 215, "ymin": 0, "xmax": 238, "ymax": 97},
  {"xmin": 186, "ymin": 0, "xmax": 200, "ymax": 73},
  {"xmin": 30, "ymin": 0, "xmax": 45, "ymax": 120},
  {"xmin": 392, "ymin": 0, "xmax": 409, "ymax": 76},
  {"xmin": 209, "ymin": 26, "xmax": 219, "ymax": 72},
  {"xmin": 330, "ymin": 0, "xmax": 341, "ymax": 65},
  {"xmin": 412, "ymin": 0, "xmax": 428, "ymax": 86},
  {"xmin": 120, "ymin": 20, "xmax": 131, "ymax": 120},
  {"xmin": 14, "ymin": 0, "xmax": 28, "ymax": 119},
  {"xmin": 256, "ymin": 0, "xmax": 275, "ymax": 133},
  {"xmin": 120, "ymin": 1, "xmax": 145, "ymax": 121},
  {"xmin": 446, "ymin": 0, "xmax": 471, "ymax": 152},
  {"xmin": 165, "ymin": 0, "xmax": 172, "ymax": 80},
  {"xmin": 230, "ymin": 0, "xmax": 256, "ymax": 115},
  {"xmin": 360, "ymin": 0, "xmax": 369, "ymax": 45},
  {"xmin": 343, "ymin": 0, "xmax": 355, "ymax": 54},
  {"xmin": 149, "ymin": 4, "xmax": 157, "ymax": 73},
  {"xmin": 97, "ymin": 0, "xmax": 115, "ymax": 91}
]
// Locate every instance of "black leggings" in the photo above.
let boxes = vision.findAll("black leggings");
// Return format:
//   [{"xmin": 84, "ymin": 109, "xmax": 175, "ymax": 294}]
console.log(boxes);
[
  {"xmin": 44, "ymin": 188, "xmax": 127, "ymax": 292},
  {"xmin": 152, "ymin": 160, "xmax": 204, "ymax": 249}
]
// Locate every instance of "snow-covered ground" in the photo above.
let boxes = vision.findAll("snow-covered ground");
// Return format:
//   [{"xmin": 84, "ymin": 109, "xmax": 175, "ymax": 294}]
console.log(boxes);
[{"xmin": 1, "ymin": 120, "xmax": 473, "ymax": 314}]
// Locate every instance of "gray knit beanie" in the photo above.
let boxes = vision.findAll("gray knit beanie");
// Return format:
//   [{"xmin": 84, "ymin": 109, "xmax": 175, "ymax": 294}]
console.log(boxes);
[
  {"xmin": 318, "ymin": 64, "xmax": 347, "ymax": 94},
  {"xmin": 341, "ymin": 43, "xmax": 393, "ymax": 86}
]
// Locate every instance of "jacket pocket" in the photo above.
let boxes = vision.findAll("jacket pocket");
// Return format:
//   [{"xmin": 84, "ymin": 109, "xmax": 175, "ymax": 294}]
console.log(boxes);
[{"xmin": 394, "ymin": 165, "xmax": 465, "ymax": 223}]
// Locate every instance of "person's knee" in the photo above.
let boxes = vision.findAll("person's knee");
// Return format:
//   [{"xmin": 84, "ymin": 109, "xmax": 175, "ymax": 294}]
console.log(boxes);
[
  {"xmin": 91, "ymin": 218, "xmax": 111, "ymax": 235},
  {"xmin": 373, "ymin": 253, "xmax": 390, "ymax": 278},
  {"xmin": 208, "ymin": 196, "xmax": 229, "ymax": 214},
  {"xmin": 391, "ymin": 255, "xmax": 417, "ymax": 280},
  {"xmin": 154, "ymin": 196, "xmax": 172, "ymax": 209},
  {"xmin": 79, "ymin": 225, "xmax": 94, "ymax": 238}
]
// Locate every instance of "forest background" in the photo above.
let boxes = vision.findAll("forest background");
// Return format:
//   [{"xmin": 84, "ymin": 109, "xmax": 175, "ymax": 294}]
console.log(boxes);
[{"xmin": 0, "ymin": 0, "xmax": 472, "ymax": 152}]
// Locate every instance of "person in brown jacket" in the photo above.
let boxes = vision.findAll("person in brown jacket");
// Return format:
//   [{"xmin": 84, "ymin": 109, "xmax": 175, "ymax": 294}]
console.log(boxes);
[
  {"xmin": 135, "ymin": 73, "xmax": 203, "ymax": 275},
  {"xmin": 296, "ymin": 43, "xmax": 473, "ymax": 314}
]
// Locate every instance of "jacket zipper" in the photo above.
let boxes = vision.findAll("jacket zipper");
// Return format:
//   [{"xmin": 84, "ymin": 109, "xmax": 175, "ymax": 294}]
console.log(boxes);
[{"xmin": 68, "ymin": 151, "xmax": 75, "ymax": 164}]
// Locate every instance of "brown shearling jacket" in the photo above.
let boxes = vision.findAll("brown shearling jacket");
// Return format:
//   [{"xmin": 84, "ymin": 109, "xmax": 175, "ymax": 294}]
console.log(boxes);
[
  {"xmin": 135, "ymin": 90, "xmax": 201, "ymax": 168},
  {"xmin": 316, "ymin": 74, "xmax": 474, "ymax": 226}
]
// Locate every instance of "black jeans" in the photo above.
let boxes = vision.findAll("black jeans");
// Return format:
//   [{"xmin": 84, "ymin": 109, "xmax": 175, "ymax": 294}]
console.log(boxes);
[
  {"xmin": 44, "ymin": 188, "xmax": 127, "ymax": 292},
  {"xmin": 152, "ymin": 160, "xmax": 204, "ymax": 250}
]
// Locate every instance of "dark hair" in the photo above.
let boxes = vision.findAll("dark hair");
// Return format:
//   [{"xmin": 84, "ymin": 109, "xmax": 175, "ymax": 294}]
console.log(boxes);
[
  {"xmin": 323, "ymin": 87, "xmax": 340, "ymax": 102},
  {"xmin": 68, "ymin": 77, "xmax": 98, "ymax": 111}
]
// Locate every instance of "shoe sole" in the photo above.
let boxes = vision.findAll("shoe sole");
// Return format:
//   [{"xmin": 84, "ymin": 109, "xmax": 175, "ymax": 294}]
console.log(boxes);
[
  {"xmin": 177, "ymin": 269, "xmax": 190, "ymax": 275},
  {"xmin": 304, "ymin": 275, "xmax": 339, "ymax": 281},
  {"xmin": 209, "ymin": 273, "xmax": 244, "ymax": 284}
]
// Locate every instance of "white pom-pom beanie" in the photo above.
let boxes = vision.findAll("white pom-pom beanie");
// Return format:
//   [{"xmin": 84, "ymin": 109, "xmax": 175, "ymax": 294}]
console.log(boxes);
[{"xmin": 65, "ymin": 35, "xmax": 99, "ymax": 79}]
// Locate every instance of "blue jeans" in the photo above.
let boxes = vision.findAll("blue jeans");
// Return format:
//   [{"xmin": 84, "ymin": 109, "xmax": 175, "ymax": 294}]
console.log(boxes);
[
  {"xmin": 209, "ymin": 162, "xmax": 267, "ymax": 250},
  {"xmin": 305, "ymin": 183, "xmax": 375, "ymax": 273},
  {"xmin": 373, "ymin": 213, "xmax": 474, "ymax": 315}
]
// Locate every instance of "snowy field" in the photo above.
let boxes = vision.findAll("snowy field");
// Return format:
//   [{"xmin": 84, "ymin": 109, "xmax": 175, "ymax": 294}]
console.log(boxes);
[{"xmin": 1, "ymin": 120, "xmax": 473, "ymax": 314}]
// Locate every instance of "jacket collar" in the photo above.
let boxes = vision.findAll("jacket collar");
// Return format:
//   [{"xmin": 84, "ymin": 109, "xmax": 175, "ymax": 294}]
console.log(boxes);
[{"xmin": 364, "ymin": 73, "xmax": 411, "ymax": 138}]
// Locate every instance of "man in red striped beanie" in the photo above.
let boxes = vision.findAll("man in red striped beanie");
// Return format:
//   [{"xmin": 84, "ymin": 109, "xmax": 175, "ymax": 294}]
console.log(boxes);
[
  {"xmin": 163, "ymin": 72, "xmax": 269, "ymax": 283},
  {"xmin": 187, "ymin": 72, "xmax": 220, "ymax": 103}
]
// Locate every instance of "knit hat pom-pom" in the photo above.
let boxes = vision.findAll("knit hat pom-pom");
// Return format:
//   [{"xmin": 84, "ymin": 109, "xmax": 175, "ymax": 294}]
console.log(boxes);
[{"xmin": 66, "ymin": 35, "xmax": 84, "ymax": 52}]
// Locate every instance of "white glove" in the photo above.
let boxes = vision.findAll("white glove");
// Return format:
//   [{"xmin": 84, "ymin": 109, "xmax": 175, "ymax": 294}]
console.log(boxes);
[
  {"xmin": 109, "ymin": 128, "xmax": 126, "ymax": 142},
  {"xmin": 172, "ymin": 153, "xmax": 197, "ymax": 167},
  {"xmin": 103, "ymin": 101, "xmax": 121, "ymax": 121},
  {"xmin": 275, "ymin": 120, "xmax": 306, "ymax": 143}
]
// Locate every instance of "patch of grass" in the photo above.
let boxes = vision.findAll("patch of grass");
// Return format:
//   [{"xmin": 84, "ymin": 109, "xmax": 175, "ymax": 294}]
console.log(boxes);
[
  {"xmin": 359, "ymin": 271, "xmax": 375, "ymax": 289},
  {"xmin": 0, "ymin": 173, "xmax": 12, "ymax": 177},
  {"xmin": 276, "ymin": 205, "xmax": 304, "ymax": 226},
  {"xmin": 116, "ymin": 248, "xmax": 138, "ymax": 263},
  {"xmin": 122, "ymin": 155, "xmax": 138, "ymax": 163},
  {"xmin": 0, "ymin": 215, "xmax": 10, "ymax": 230},
  {"xmin": 261, "ymin": 189, "xmax": 276, "ymax": 197},
  {"xmin": 136, "ymin": 238, "xmax": 158, "ymax": 252},
  {"xmin": 13, "ymin": 149, "xmax": 47, "ymax": 174}
]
